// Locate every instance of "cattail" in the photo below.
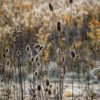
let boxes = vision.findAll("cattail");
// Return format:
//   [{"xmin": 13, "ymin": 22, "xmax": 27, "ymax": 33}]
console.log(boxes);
[
  {"xmin": 37, "ymin": 85, "xmax": 41, "ymax": 91},
  {"xmin": 33, "ymin": 94, "xmax": 36, "ymax": 97},
  {"xmin": 48, "ymin": 89, "xmax": 51, "ymax": 95},
  {"xmin": 61, "ymin": 56, "xmax": 65, "ymax": 62},
  {"xmin": 37, "ymin": 61, "xmax": 40, "ymax": 67},
  {"xmin": 5, "ymin": 48, "xmax": 9, "ymax": 53},
  {"xmin": 26, "ymin": 47, "xmax": 29, "ymax": 51},
  {"xmin": 60, "ymin": 75, "xmax": 63, "ymax": 79},
  {"xmin": 6, "ymin": 60, "xmax": 10, "ymax": 66},
  {"xmin": 50, "ymin": 85, "xmax": 52, "ymax": 88},
  {"xmin": 1, "ymin": 79, "xmax": 3, "ymax": 82},
  {"xmin": 6, "ymin": 89, "xmax": 11, "ymax": 95},
  {"xmin": 70, "ymin": 50, "xmax": 76, "ymax": 58},
  {"xmin": 46, "ymin": 79, "xmax": 50, "ymax": 86},
  {"xmin": 26, "ymin": 45, "xmax": 30, "ymax": 51},
  {"xmin": 34, "ymin": 71, "xmax": 38, "ymax": 76},
  {"xmin": 45, "ymin": 88, "xmax": 48, "ymax": 92},
  {"xmin": 49, "ymin": 3, "xmax": 53, "ymax": 11},
  {"xmin": 39, "ymin": 46, "xmax": 43, "ymax": 51},
  {"xmin": 72, "ymin": 42, "xmax": 76, "ymax": 48},
  {"xmin": 57, "ymin": 22, "xmax": 61, "ymax": 31},
  {"xmin": 2, "ymin": 53, "xmax": 6, "ymax": 58},
  {"xmin": 0, "ymin": 65, "xmax": 3, "ymax": 72},
  {"xmin": 34, "ymin": 44, "xmax": 40, "ymax": 49},
  {"xmin": 17, "ymin": 50, "xmax": 20, "ymax": 56},
  {"xmin": 35, "ymin": 56, "xmax": 39, "ymax": 62},
  {"xmin": 31, "ymin": 57, "xmax": 34, "ymax": 62},
  {"xmin": 5, "ymin": 75, "xmax": 8, "ymax": 78},
  {"xmin": 13, "ymin": 63, "xmax": 15, "ymax": 67},
  {"xmin": 69, "ymin": 0, "xmax": 73, "ymax": 4}
]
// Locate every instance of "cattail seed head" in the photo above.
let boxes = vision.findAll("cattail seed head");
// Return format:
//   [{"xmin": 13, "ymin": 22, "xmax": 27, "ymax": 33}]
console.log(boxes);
[
  {"xmin": 6, "ymin": 89, "xmax": 11, "ymax": 95},
  {"xmin": 6, "ymin": 60, "xmax": 10, "ymax": 66},
  {"xmin": 34, "ymin": 71, "xmax": 38, "ymax": 76},
  {"xmin": 2, "ymin": 53, "xmax": 6, "ymax": 58},
  {"xmin": 46, "ymin": 79, "xmax": 50, "ymax": 86},
  {"xmin": 57, "ymin": 22, "xmax": 61, "ymax": 31},
  {"xmin": 49, "ymin": 3, "xmax": 53, "ymax": 11},
  {"xmin": 17, "ymin": 50, "xmax": 20, "ymax": 56},
  {"xmin": 37, "ymin": 61, "xmax": 40, "ymax": 67},
  {"xmin": 45, "ymin": 88, "xmax": 48, "ymax": 92},
  {"xmin": 37, "ymin": 85, "xmax": 41, "ymax": 91},
  {"xmin": 34, "ymin": 44, "xmax": 40, "ymax": 49},
  {"xmin": 31, "ymin": 57, "xmax": 34, "ymax": 62},
  {"xmin": 50, "ymin": 85, "xmax": 52, "ymax": 88},
  {"xmin": 33, "ymin": 94, "xmax": 36, "ymax": 97},
  {"xmin": 39, "ymin": 46, "xmax": 43, "ymax": 51},
  {"xmin": 70, "ymin": 50, "xmax": 76, "ymax": 58},
  {"xmin": 26, "ymin": 45, "xmax": 30, "ymax": 52},
  {"xmin": 13, "ymin": 63, "xmax": 15, "ymax": 67},
  {"xmin": 0, "ymin": 65, "xmax": 3, "ymax": 72},
  {"xmin": 60, "ymin": 75, "xmax": 63, "ymax": 79},
  {"xmin": 61, "ymin": 56, "xmax": 65, "ymax": 62},
  {"xmin": 5, "ymin": 48, "xmax": 9, "ymax": 53},
  {"xmin": 72, "ymin": 42, "xmax": 76, "ymax": 48},
  {"xmin": 5, "ymin": 75, "xmax": 7, "ymax": 78},
  {"xmin": 69, "ymin": 0, "xmax": 73, "ymax": 4},
  {"xmin": 1, "ymin": 79, "xmax": 3, "ymax": 82},
  {"xmin": 35, "ymin": 56, "xmax": 39, "ymax": 63},
  {"xmin": 48, "ymin": 89, "xmax": 51, "ymax": 95}
]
